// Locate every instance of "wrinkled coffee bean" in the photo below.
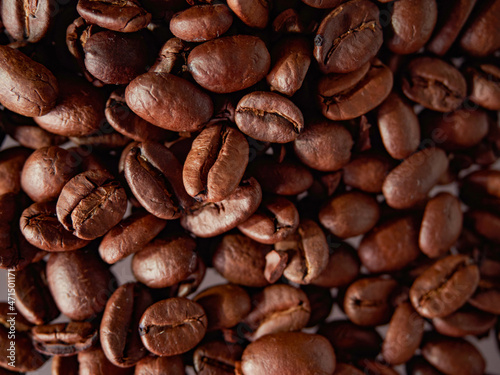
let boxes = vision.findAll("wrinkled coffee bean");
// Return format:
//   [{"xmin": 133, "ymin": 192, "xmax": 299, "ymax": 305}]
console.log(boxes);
[
  {"xmin": 32, "ymin": 322, "xmax": 97, "ymax": 356},
  {"xmin": 135, "ymin": 355, "xmax": 185, "ymax": 375},
  {"xmin": 193, "ymin": 340, "xmax": 243, "ymax": 375}
]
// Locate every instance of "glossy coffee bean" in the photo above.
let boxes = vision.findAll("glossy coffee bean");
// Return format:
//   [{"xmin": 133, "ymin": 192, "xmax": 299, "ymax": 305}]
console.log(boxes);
[
  {"xmin": 0, "ymin": 147, "xmax": 31, "ymax": 195},
  {"xmin": 0, "ymin": 45, "xmax": 58, "ymax": 117},
  {"xmin": 1, "ymin": 0, "xmax": 53, "ymax": 42},
  {"xmin": 183, "ymin": 124, "xmax": 249, "ymax": 202},
  {"xmin": 311, "ymin": 242, "xmax": 360, "ymax": 288},
  {"xmin": 432, "ymin": 306, "xmax": 497, "ymax": 337},
  {"xmin": 342, "ymin": 153, "xmax": 394, "ymax": 193},
  {"xmin": 468, "ymin": 276, "xmax": 500, "ymax": 315},
  {"xmin": 139, "ymin": 297, "xmax": 207, "ymax": 357},
  {"xmin": 467, "ymin": 64, "xmax": 500, "ymax": 111},
  {"xmin": 193, "ymin": 340, "xmax": 243, "ymax": 375},
  {"xmin": 465, "ymin": 209, "xmax": 500, "ymax": 244},
  {"xmin": 134, "ymin": 355, "xmax": 185, "ymax": 375},
  {"xmin": 32, "ymin": 321, "xmax": 97, "ymax": 356},
  {"xmin": 78, "ymin": 346, "xmax": 133, "ymax": 375},
  {"xmin": 410, "ymin": 255, "xmax": 480, "ymax": 318},
  {"xmin": 227, "ymin": 0, "xmax": 270, "ymax": 28}
]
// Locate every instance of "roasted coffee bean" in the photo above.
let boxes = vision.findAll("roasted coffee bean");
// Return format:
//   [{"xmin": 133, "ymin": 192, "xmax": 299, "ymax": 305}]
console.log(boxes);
[
  {"xmin": 466, "ymin": 64, "xmax": 500, "ymax": 111},
  {"xmin": 0, "ymin": 224, "xmax": 47, "ymax": 271},
  {"xmin": 123, "ymin": 141, "xmax": 192, "ymax": 220},
  {"xmin": 303, "ymin": 285, "xmax": 334, "ymax": 327},
  {"xmin": 47, "ymin": 249, "xmax": 116, "ymax": 321},
  {"xmin": 187, "ymin": 35, "xmax": 271, "ymax": 93},
  {"xmin": 402, "ymin": 57, "xmax": 467, "ymax": 112},
  {"xmin": 358, "ymin": 215, "xmax": 421, "ymax": 273},
  {"xmin": 239, "ymin": 332, "xmax": 336, "ymax": 375},
  {"xmin": 382, "ymin": 302, "xmax": 424, "ymax": 365},
  {"xmin": 301, "ymin": 0, "xmax": 343, "ymax": 8},
  {"xmin": 293, "ymin": 120, "xmax": 353, "ymax": 171},
  {"xmin": 314, "ymin": 0, "xmax": 382, "ymax": 74},
  {"xmin": 132, "ymin": 235, "xmax": 198, "ymax": 289},
  {"xmin": 194, "ymin": 284, "xmax": 251, "ymax": 331},
  {"xmin": 311, "ymin": 242, "xmax": 360, "ymax": 288},
  {"xmin": 183, "ymin": 124, "xmax": 249, "ymax": 202},
  {"xmin": 406, "ymin": 356, "xmax": 445, "ymax": 375},
  {"xmin": 32, "ymin": 321, "xmax": 97, "ymax": 356},
  {"xmin": 468, "ymin": 277, "xmax": 500, "ymax": 314},
  {"xmin": 421, "ymin": 335, "xmax": 485, "ymax": 375},
  {"xmin": 227, "ymin": 0, "xmax": 270, "ymax": 28},
  {"xmin": 193, "ymin": 340, "xmax": 243, "ymax": 375},
  {"xmin": 419, "ymin": 193, "xmax": 462, "ymax": 258},
  {"xmin": 318, "ymin": 59, "xmax": 393, "ymax": 121},
  {"xmin": 333, "ymin": 363, "xmax": 364, "ymax": 375},
  {"xmin": 266, "ymin": 36, "xmax": 311, "ymax": 97},
  {"xmin": 0, "ymin": 147, "xmax": 31, "ymax": 195},
  {"xmin": 275, "ymin": 219, "xmax": 330, "ymax": 284},
  {"xmin": 357, "ymin": 359, "xmax": 399, "ymax": 375},
  {"xmin": 342, "ymin": 153, "xmax": 393, "ymax": 193},
  {"xmin": 382, "ymin": 147, "xmax": 449, "ymax": 209},
  {"xmin": 387, "ymin": 0, "xmax": 437, "ymax": 54},
  {"xmin": 213, "ymin": 233, "xmax": 271, "ymax": 287},
  {"xmin": 1, "ymin": 0, "xmax": 54, "ymax": 42},
  {"xmin": 317, "ymin": 320, "xmax": 383, "ymax": 361},
  {"xmin": 237, "ymin": 195, "xmax": 299, "ymax": 245},
  {"xmin": 181, "ymin": 178, "xmax": 262, "ymax": 238},
  {"xmin": 432, "ymin": 306, "xmax": 497, "ymax": 337},
  {"xmin": 319, "ymin": 191, "xmax": 380, "ymax": 239},
  {"xmin": 377, "ymin": 92, "xmax": 420, "ymax": 160},
  {"xmin": 235, "ymin": 91, "xmax": 304, "ymax": 143},
  {"xmin": 20, "ymin": 146, "xmax": 78, "ymax": 203},
  {"xmin": 77, "ymin": 0, "xmax": 152, "ymax": 33},
  {"xmin": 57, "ymin": 169, "xmax": 127, "ymax": 240},
  {"xmin": 52, "ymin": 355, "xmax": 79, "ymax": 375},
  {"xmin": 149, "ymin": 37, "xmax": 192, "ymax": 74},
  {"xmin": 14, "ymin": 260, "xmax": 59, "ymax": 325},
  {"xmin": 139, "ymin": 297, "xmax": 207, "ymax": 357},
  {"xmin": 170, "ymin": 4, "xmax": 233, "ymax": 42},
  {"xmin": 466, "ymin": 209, "xmax": 500, "ymax": 244},
  {"xmin": 459, "ymin": 0, "xmax": 500, "ymax": 57},
  {"xmin": 125, "ymin": 72, "xmax": 213, "ymax": 132},
  {"xmin": 99, "ymin": 211, "xmax": 167, "ymax": 264},
  {"xmin": 410, "ymin": 255, "xmax": 480, "ymax": 318},
  {"xmin": 101, "ymin": 283, "xmax": 154, "ymax": 367},
  {"xmin": 344, "ymin": 277, "xmax": 398, "ymax": 326},
  {"xmin": 0, "ymin": 45, "xmax": 58, "ymax": 117},
  {"xmin": 78, "ymin": 346, "xmax": 133, "ymax": 375},
  {"xmin": 242, "ymin": 284, "xmax": 310, "ymax": 341},
  {"xmin": 135, "ymin": 355, "xmax": 185, "ymax": 375}
]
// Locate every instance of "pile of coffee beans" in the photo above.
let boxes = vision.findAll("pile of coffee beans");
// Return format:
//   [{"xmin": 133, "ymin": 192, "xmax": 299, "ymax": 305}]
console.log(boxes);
[{"xmin": 0, "ymin": 0, "xmax": 499, "ymax": 374}]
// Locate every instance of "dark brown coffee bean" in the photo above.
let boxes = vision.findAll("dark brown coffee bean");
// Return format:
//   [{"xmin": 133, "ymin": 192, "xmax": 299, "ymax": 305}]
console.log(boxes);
[
  {"xmin": 266, "ymin": 36, "xmax": 311, "ymax": 97},
  {"xmin": 14, "ymin": 260, "xmax": 59, "ymax": 325},
  {"xmin": 293, "ymin": 120, "xmax": 353, "ymax": 171},
  {"xmin": 317, "ymin": 320, "xmax": 382, "ymax": 361},
  {"xmin": 242, "ymin": 284, "xmax": 310, "ymax": 341},
  {"xmin": 20, "ymin": 146, "xmax": 78, "ymax": 203},
  {"xmin": 124, "ymin": 141, "xmax": 192, "ymax": 220},
  {"xmin": 383, "ymin": 147, "xmax": 449, "ymax": 209},
  {"xmin": 1, "ymin": 0, "xmax": 54, "ymax": 42},
  {"xmin": 342, "ymin": 153, "xmax": 393, "ymax": 193},
  {"xmin": 419, "ymin": 193, "xmax": 462, "ymax": 258},
  {"xmin": 460, "ymin": 0, "xmax": 500, "ymax": 57},
  {"xmin": 170, "ymin": 4, "xmax": 233, "ymax": 42},
  {"xmin": 421, "ymin": 108, "xmax": 489, "ymax": 151},
  {"xmin": 47, "ymin": 249, "xmax": 116, "ymax": 321},
  {"xmin": 377, "ymin": 92, "xmax": 420, "ymax": 159},
  {"xmin": 213, "ymin": 233, "xmax": 271, "ymax": 287},
  {"xmin": 194, "ymin": 284, "xmax": 251, "ymax": 331},
  {"xmin": 193, "ymin": 340, "xmax": 243, "ymax": 375},
  {"xmin": 238, "ymin": 195, "xmax": 299, "ymax": 245},
  {"xmin": 101, "ymin": 283, "xmax": 154, "ymax": 367},
  {"xmin": 301, "ymin": 0, "xmax": 343, "ymax": 8},
  {"xmin": 275, "ymin": 219, "xmax": 329, "ymax": 284},
  {"xmin": 314, "ymin": 0, "xmax": 382, "ymax": 74},
  {"xmin": 183, "ymin": 124, "xmax": 249, "ymax": 202},
  {"xmin": 311, "ymin": 242, "xmax": 360, "ymax": 288},
  {"xmin": 318, "ymin": 59, "xmax": 393, "ymax": 121},
  {"xmin": 52, "ymin": 355, "xmax": 79, "ymax": 375},
  {"xmin": 227, "ymin": 0, "xmax": 270, "ymax": 28},
  {"xmin": 357, "ymin": 360, "xmax": 399, "ymax": 375},
  {"xmin": 387, "ymin": 0, "xmax": 437, "ymax": 54},
  {"xmin": 235, "ymin": 91, "xmax": 304, "ymax": 143},
  {"xmin": 132, "ymin": 235, "xmax": 198, "ymax": 289},
  {"xmin": 181, "ymin": 178, "xmax": 262, "ymax": 238},
  {"xmin": 422, "ymin": 336, "xmax": 485, "ymax": 375},
  {"xmin": 0, "ymin": 147, "xmax": 31, "ymax": 195},
  {"xmin": 402, "ymin": 57, "xmax": 467, "ymax": 112},
  {"xmin": 427, "ymin": 0, "xmax": 478, "ymax": 56},
  {"xmin": 319, "ymin": 191, "xmax": 380, "ymax": 239},
  {"xmin": 0, "ymin": 224, "xmax": 47, "ymax": 271},
  {"xmin": 139, "ymin": 297, "xmax": 207, "ymax": 356},
  {"xmin": 135, "ymin": 355, "xmax": 185, "ymax": 375},
  {"xmin": 344, "ymin": 277, "xmax": 398, "ymax": 326},
  {"xmin": 406, "ymin": 356, "xmax": 445, "ymax": 375},
  {"xmin": 468, "ymin": 277, "xmax": 500, "ymax": 314},
  {"xmin": 466, "ymin": 64, "xmax": 500, "ymax": 111},
  {"xmin": 410, "ymin": 255, "xmax": 480, "ymax": 318},
  {"xmin": 187, "ymin": 35, "xmax": 271, "ymax": 93},
  {"xmin": 240, "ymin": 332, "xmax": 336, "ymax": 375},
  {"xmin": 57, "ymin": 169, "xmax": 127, "ymax": 240},
  {"xmin": 272, "ymin": 8, "xmax": 306, "ymax": 34},
  {"xmin": 432, "ymin": 306, "xmax": 497, "ymax": 337},
  {"xmin": 263, "ymin": 249, "xmax": 289, "ymax": 283},
  {"xmin": 77, "ymin": 0, "xmax": 152, "ymax": 33},
  {"xmin": 125, "ymin": 72, "xmax": 213, "ymax": 132},
  {"xmin": 99, "ymin": 211, "xmax": 167, "ymax": 264},
  {"xmin": 382, "ymin": 302, "xmax": 424, "ymax": 365},
  {"xmin": 34, "ymin": 77, "xmax": 105, "ymax": 137},
  {"xmin": 303, "ymin": 285, "xmax": 334, "ymax": 327},
  {"xmin": 149, "ymin": 37, "xmax": 192, "ymax": 75},
  {"xmin": 359, "ymin": 215, "xmax": 421, "ymax": 273},
  {"xmin": 0, "ymin": 45, "xmax": 58, "ymax": 117},
  {"xmin": 32, "ymin": 321, "xmax": 97, "ymax": 356},
  {"xmin": 466, "ymin": 209, "xmax": 500, "ymax": 244},
  {"xmin": 78, "ymin": 346, "xmax": 133, "ymax": 375},
  {"xmin": 333, "ymin": 363, "xmax": 364, "ymax": 375}
]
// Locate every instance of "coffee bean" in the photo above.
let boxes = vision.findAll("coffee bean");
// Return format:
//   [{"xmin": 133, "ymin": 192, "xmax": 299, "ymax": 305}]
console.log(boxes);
[
  {"xmin": 52, "ymin": 355, "xmax": 79, "ymax": 375},
  {"xmin": 312, "ymin": 242, "xmax": 360, "ymax": 288},
  {"xmin": 32, "ymin": 321, "xmax": 97, "ymax": 356},
  {"xmin": 0, "ymin": 147, "xmax": 31, "ymax": 195},
  {"xmin": 135, "ymin": 355, "xmax": 185, "ymax": 375},
  {"xmin": 466, "ymin": 209, "xmax": 500, "ymax": 244},
  {"xmin": 139, "ymin": 297, "xmax": 207, "ymax": 356},
  {"xmin": 1, "ymin": 0, "xmax": 54, "ymax": 43},
  {"xmin": 303, "ymin": 285, "xmax": 334, "ymax": 327},
  {"xmin": 342, "ymin": 153, "xmax": 394, "ymax": 193},
  {"xmin": 466, "ymin": 64, "xmax": 500, "ymax": 111},
  {"xmin": 468, "ymin": 277, "xmax": 500, "ymax": 314},
  {"xmin": 193, "ymin": 340, "xmax": 243, "ymax": 375},
  {"xmin": 332, "ymin": 363, "xmax": 364, "ymax": 375},
  {"xmin": 227, "ymin": 0, "xmax": 270, "ymax": 28},
  {"xmin": 432, "ymin": 306, "xmax": 497, "ymax": 337},
  {"xmin": 78, "ymin": 346, "xmax": 132, "ymax": 375},
  {"xmin": 301, "ymin": 0, "xmax": 343, "ymax": 8},
  {"xmin": 409, "ymin": 255, "xmax": 480, "ymax": 318}
]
